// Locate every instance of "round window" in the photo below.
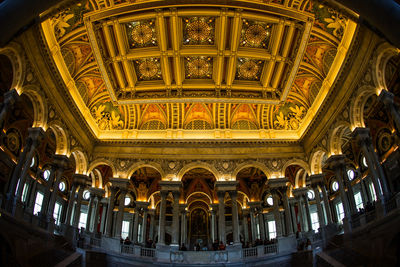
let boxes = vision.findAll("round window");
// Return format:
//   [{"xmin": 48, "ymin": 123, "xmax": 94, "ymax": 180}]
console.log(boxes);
[
  {"xmin": 362, "ymin": 156, "xmax": 368, "ymax": 168},
  {"xmin": 59, "ymin": 181, "xmax": 66, "ymax": 192},
  {"xmin": 266, "ymin": 196, "xmax": 273, "ymax": 206},
  {"xmin": 307, "ymin": 190, "xmax": 315, "ymax": 200},
  {"xmin": 30, "ymin": 157, "xmax": 35, "ymax": 168},
  {"xmin": 43, "ymin": 169, "xmax": 51, "ymax": 181},
  {"xmin": 125, "ymin": 196, "xmax": 131, "ymax": 206},
  {"xmin": 347, "ymin": 169, "xmax": 355, "ymax": 181},
  {"xmin": 332, "ymin": 181, "xmax": 339, "ymax": 192},
  {"xmin": 83, "ymin": 190, "xmax": 90, "ymax": 200}
]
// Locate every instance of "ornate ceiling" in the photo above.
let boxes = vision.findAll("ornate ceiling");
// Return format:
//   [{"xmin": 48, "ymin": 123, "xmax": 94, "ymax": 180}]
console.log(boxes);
[{"xmin": 41, "ymin": 0, "xmax": 356, "ymax": 140}]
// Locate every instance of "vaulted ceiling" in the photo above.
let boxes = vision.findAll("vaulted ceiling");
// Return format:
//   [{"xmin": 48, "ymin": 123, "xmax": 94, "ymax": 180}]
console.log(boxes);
[{"xmin": 41, "ymin": 0, "xmax": 356, "ymax": 140}]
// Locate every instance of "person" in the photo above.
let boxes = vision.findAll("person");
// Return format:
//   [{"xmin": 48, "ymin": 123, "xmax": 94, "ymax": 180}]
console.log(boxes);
[
  {"xmin": 180, "ymin": 243, "xmax": 187, "ymax": 251},
  {"xmin": 195, "ymin": 242, "xmax": 200, "ymax": 251},
  {"xmin": 124, "ymin": 237, "xmax": 132, "ymax": 245},
  {"xmin": 218, "ymin": 241, "xmax": 226, "ymax": 250},
  {"xmin": 212, "ymin": 240, "xmax": 219, "ymax": 251}
]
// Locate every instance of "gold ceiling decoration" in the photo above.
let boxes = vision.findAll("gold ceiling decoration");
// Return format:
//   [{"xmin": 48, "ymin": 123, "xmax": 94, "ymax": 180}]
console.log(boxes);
[{"xmin": 41, "ymin": 0, "xmax": 357, "ymax": 140}]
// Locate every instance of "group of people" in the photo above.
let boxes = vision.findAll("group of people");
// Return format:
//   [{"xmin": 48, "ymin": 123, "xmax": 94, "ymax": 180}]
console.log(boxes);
[
  {"xmin": 178, "ymin": 240, "xmax": 226, "ymax": 251},
  {"xmin": 297, "ymin": 238, "xmax": 312, "ymax": 251},
  {"xmin": 242, "ymin": 238, "xmax": 277, "ymax": 248}
]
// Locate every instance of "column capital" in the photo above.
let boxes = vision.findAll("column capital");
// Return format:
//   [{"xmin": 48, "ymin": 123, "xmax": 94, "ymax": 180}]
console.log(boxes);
[
  {"xmin": 27, "ymin": 127, "xmax": 45, "ymax": 144},
  {"xmin": 229, "ymin": 190, "xmax": 238, "ymax": 200},
  {"xmin": 4, "ymin": 89, "xmax": 19, "ymax": 105},
  {"xmin": 89, "ymin": 187, "xmax": 105, "ymax": 197},
  {"xmin": 179, "ymin": 203, "xmax": 187, "ymax": 213},
  {"xmin": 310, "ymin": 174, "xmax": 325, "ymax": 187},
  {"xmin": 326, "ymin": 154, "xmax": 346, "ymax": 169},
  {"xmin": 378, "ymin": 89, "xmax": 394, "ymax": 106},
  {"xmin": 288, "ymin": 197, "xmax": 297, "ymax": 205},
  {"xmin": 292, "ymin": 187, "xmax": 308, "ymax": 198},
  {"xmin": 210, "ymin": 203, "xmax": 219, "ymax": 212},
  {"xmin": 352, "ymin": 127, "xmax": 372, "ymax": 145},
  {"xmin": 135, "ymin": 201, "xmax": 150, "ymax": 210},
  {"xmin": 215, "ymin": 180, "xmax": 238, "ymax": 192},
  {"xmin": 159, "ymin": 180, "xmax": 182, "ymax": 192},
  {"xmin": 72, "ymin": 173, "xmax": 89, "ymax": 186},
  {"xmin": 52, "ymin": 154, "xmax": 69, "ymax": 170},
  {"xmin": 267, "ymin": 177, "xmax": 289, "ymax": 189},
  {"xmin": 248, "ymin": 201, "xmax": 262, "ymax": 210},
  {"xmin": 110, "ymin": 178, "xmax": 130, "ymax": 190},
  {"xmin": 160, "ymin": 190, "xmax": 169, "ymax": 199}
]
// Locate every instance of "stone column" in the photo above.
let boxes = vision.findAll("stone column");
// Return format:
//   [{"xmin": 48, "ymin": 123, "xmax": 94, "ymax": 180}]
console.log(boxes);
[
  {"xmin": 321, "ymin": 184, "xmax": 333, "ymax": 224},
  {"xmin": 293, "ymin": 191, "xmax": 306, "ymax": 232},
  {"xmin": 353, "ymin": 127, "xmax": 389, "ymax": 198},
  {"xmin": 242, "ymin": 210, "xmax": 249, "ymax": 243},
  {"xmin": 343, "ymin": 168, "xmax": 357, "ymax": 215},
  {"xmin": 249, "ymin": 207, "xmax": 257, "ymax": 241},
  {"xmin": 180, "ymin": 204, "xmax": 188, "ymax": 246},
  {"xmin": 229, "ymin": 191, "xmax": 240, "ymax": 244},
  {"xmin": 148, "ymin": 209, "xmax": 155, "ymax": 241},
  {"xmin": 217, "ymin": 191, "xmax": 226, "ymax": 243},
  {"xmin": 157, "ymin": 190, "xmax": 168, "ymax": 245},
  {"xmin": 171, "ymin": 191, "xmax": 180, "ymax": 246},
  {"xmin": 289, "ymin": 198, "xmax": 298, "ymax": 233},
  {"xmin": 210, "ymin": 207, "xmax": 217, "ymax": 242},
  {"xmin": 258, "ymin": 211, "xmax": 266, "ymax": 240},
  {"xmin": 132, "ymin": 206, "xmax": 140, "ymax": 243},
  {"xmin": 0, "ymin": 89, "xmax": 18, "ymax": 130},
  {"xmin": 85, "ymin": 192, "xmax": 95, "ymax": 232},
  {"xmin": 25, "ymin": 177, "xmax": 37, "ymax": 214},
  {"xmin": 281, "ymin": 186, "xmax": 293, "ymax": 236},
  {"xmin": 141, "ymin": 208, "xmax": 148, "ymax": 244},
  {"xmin": 303, "ymin": 193, "xmax": 313, "ymax": 232},
  {"xmin": 105, "ymin": 186, "xmax": 117, "ymax": 236},
  {"xmin": 72, "ymin": 186, "xmax": 85, "ymax": 228},
  {"xmin": 47, "ymin": 155, "xmax": 69, "ymax": 223},
  {"xmin": 313, "ymin": 186, "xmax": 326, "ymax": 227},
  {"xmin": 271, "ymin": 189, "xmax": 283, "ymax": 237},
  {"xmin": 379, "ymin": 90, "xmax": 400, "ymax": 136},
  {"xmin": 64, "ymin": 183, "xmax": 77, "ymax": 225},
  {"xmin": 115, "ymin": 189, "xmax": 127, "ymax": 237},
  {"xmin": 93, "ymin": 195, "xmax": 103, "ymax": 233}
]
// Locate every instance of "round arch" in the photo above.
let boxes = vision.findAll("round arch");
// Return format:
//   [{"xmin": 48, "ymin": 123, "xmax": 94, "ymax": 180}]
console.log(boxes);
[
  {"xmin": 281, "ymin": 159, "xmax": 311, "ymax": 177},
  {"xmin": 70, "ymin": 148, "xmax": 88, "ymax": 175},
  {"xmin": 328, "ymin": 121, "xmax": 352, "ymax": 155},
  {"xmin": 309, "ymin": 148, "xmax": 328, "ymax": 175},
  {"xmin": 126, "ymin": 161, "xmax": 165, "ymax": 180},
  {"xmin": 0, "ymin": 42, "xmax": 25, "ymax": 92},
  {"xmin": 177, "ymin": 162, "xmax": 220, "ymax": 181},
  {"xmin": 232, "ymin": 161, "xmax": 271, "ymax": 179},
  {"xmin": 372, "ymin": 42, "xmax": 400, "ymax": 91},
  {"xmin": 87, "ymin": 159, "xmax": 117, "ymax": 177},
  {"xmin": 350, "ymin": 85, "xmax": 376, "ymax": 129},
  {"xmin": 21, "ymin": 85, "xmax": 48, "ymax": 130},
  {"xmin": 185, "ymin": 191, "xmax": 212, "ymax": 204},
  {"xmin": 47, "ymin": 120, "xmax": 70, "ymax": 156}
]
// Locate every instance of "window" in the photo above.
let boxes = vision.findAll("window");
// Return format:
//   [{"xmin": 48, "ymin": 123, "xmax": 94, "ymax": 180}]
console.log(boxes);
[
  {"xmin": 354, "ymin": 192, "xmax": 364, "ymax": 210},
  {"xmin": 268, "ymin": 221, "xmax": 276, "ymax": 239},
  {"xmin": 121, "ymin": 220, "xmax": 130, "ymax": 239},
  {"xmin": 347, "ymin": 169, "xmax": 355, "ymax": 181},
  {"xmin": 335, "ymin": 202, "xmax": 345, "ymax": 223},
  {"xmin": 78, "ymin": 212, "xmax": 87, "ymax": 229},
  {"xmin": 362, "ymin": 156, "xmax": 368, "ymax": 168},
  {"xmin": 310, "ymin": 212, "xmax": 320, "ymax": 232},
  {"xmin": 59, "ymin": 181, "xmax": 66, "ymax": 192},
  {"xmin": 138, "ymin": 223, "xmax": 142, "ymax": 243},
  {"xmin": 332, "ymin": 181, "xmax": 339, "ymax": 192},
  {"xmin": 34, "ymin": 192, "xmax": 44, "ymax": 215},
  {"xmin": 53, "ymin": 202, "xmax": 62, "ymax": 225},
  {"xmin": 125, "ymin": 196, "xmax": 131, "ymax": 206},
  {"xmin": 256, "ymin": 222, "xmax": 260, "ymax": 239},
  {"xmin": 43, "ymin": 169, "xmax": 51, "ymax": 181},
  {"xmin": 21, "ymin": 183, "xmax": 29, "ymax": 203},
  {"xmin": 307, "ymin": 190, "xmax": 315, "ymax": 200},
  {"xmin": 266, "ymin": 196, "xmax": 273, "ymax": 206},
  {"xmin": 83, "ymin": 190, "xmax": 90, "ymax": 200},
  {"xmin": 369, "ymin": 182, "xmax": 377, "ymax": 202},
  {"xmin": 30, "ymin": 157, "xmax": 35, "ymax": 168}
]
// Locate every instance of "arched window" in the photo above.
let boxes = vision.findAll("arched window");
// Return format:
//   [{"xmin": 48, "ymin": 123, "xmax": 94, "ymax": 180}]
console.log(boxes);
[{"xmin": 332, "ymin": 181, "xmax": 339, "ymax": 192}]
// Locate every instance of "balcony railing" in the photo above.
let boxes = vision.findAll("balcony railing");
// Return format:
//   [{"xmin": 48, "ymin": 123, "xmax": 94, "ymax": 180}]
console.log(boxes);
[
  {"xmin": 121, "ymin": 244, "xmax": 134, "ymax": 254},
  {"xmin": 140, "ymin": 247, "xmax": 155, "ymax": 258},
  {"xmin": 264, "ymin": 243, "xmax": 278, "ymax": 255},
  {"xmin": 242, "ymin": 247, "xmax": 258, "ymax": 258}
]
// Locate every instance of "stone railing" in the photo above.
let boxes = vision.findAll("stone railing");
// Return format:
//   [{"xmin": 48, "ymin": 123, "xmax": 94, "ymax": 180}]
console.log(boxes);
[
  {"xmin": 140, "ymin": 247, "xmax": 156, "ymax": 258},
  {"xmin": 242, "ymin": 247, "xmax": 257, "ymax": 258},
  {"xmin": 121, "ymin": 244, "xmax": 135, "ymax": 254},
  {"xmin": 90, "ymin": 236, "xmax": 102, "ymax": 247},
  {"xmin": 264, "ymin": 243, "xmax": 278, "ymax": 255},
  {"xmin": 170, "ymin": 250, "xmax": 228, "ymax": 263}
]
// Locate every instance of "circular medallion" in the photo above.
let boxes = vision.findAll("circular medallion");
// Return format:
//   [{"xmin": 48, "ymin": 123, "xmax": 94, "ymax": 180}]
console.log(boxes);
[
  {"xmin": 131, "ymin": 24, "xmax": 153, "ymax": 45},
  {"xmin": 238, "ymin": 61, "xmax": 259, "ymax": 79},
  {"xmin": 187, "ymin": 58, "xmax": 210, "ymax": 77},
  {"xmin": 245, "ymin": 25, "xmax": 268, "ymax": 45},
  {"xmin": 139, "ymin": 61, "xmax": 158, "ymax": 78},
  {"xmin": 187, "ymin": 21, "xmax": 211, "ymax": 42},
  {"xmin": 169, "ymin": 162, "xmax": 176, "ymax": 169}
]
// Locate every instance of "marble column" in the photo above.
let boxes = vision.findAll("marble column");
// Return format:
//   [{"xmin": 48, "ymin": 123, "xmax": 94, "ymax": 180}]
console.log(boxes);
[
  {"xmin": 105, "ymin": 187, "xmax": 117, "ymax": 236},
  {"xmin": 47, "ymin": 155, "xmax": 69, "ymax": 222},
  {"xmin": 148, "ymin": 210, "xmax": 155, "ymax": 241},
  {"xmin": 312, "ymin": 186, "xmax": 326, "ymax": 227},
  {"xmin": 230, "ymin": 191, "xmax": 240, "ymax": 244},
  {"xmin": 281, "ymin": 188, "xmax": 293, "ymax": 236},
  {"xmin": 132, "ymin": 206, "xmax": 140, "ymax": 243},
  {"xmin": 321, "ymin": 185, "xmax": 333, "ymax": 224},
  {"xmin": 25, "ymin": 177, "xmax": 37, "ymax": 215},
  {"xmin": 115, "ymin": 189, "xmax": 127, "ymax": 237},
  {"xmin": 329, "ymin": 155, "xmax": 352, "ymax": 219},
  {"xmin": 72, "ymin": 186, "xmax": 85, "ymax": 228},
  {"xmin": 171, "ymin": 191, "xmax": 180, "ymax": 246},
  {"xmin": 303, "ymin": 193, "xmax": 313, "ymax": 232},
  {"xmin": 353, "ymin": 127, "xmax": 389, "ymax": 198},
  {"xmin": 157, "ymin": 190, "xmax": 167, "ymax": 245},
  {"xmin": 258, "ymin": 211, "xmax": 266, "ymax": 240},
  {"xmin": 271, "ymin": 189, "xmax": 283, "ymax": 237},
  {"xmin": 93, "ymin": 195, "xmax": 103, "ymax": 233},
  {"xmin": 180, "ymin": 205, "xmax": 187, "ymax": 246},
  {"xmin": 64, "ymin": 183, "xmax": 77, "ymax": 225},
  {"xmin": 289, "ymin": 198, "xmax": 298, "ymax": 233},
  {"xmin": 86, "ymin": 192, "xmax": 95, "ymax": 232},
  {"xmin": 210, "ymin": 208, "xmax": 217, "ymax": 242},
  {"xmin": 343, "ymin": 168, "xmax": 357, "ymax": 215},
  {"xmin": 0, "ymin": 89, "xmax": 18, "ymax": 130},
  {"xmin": 295, "ymin": 194, "xmax": 306, "ymax": 232},
  {"xmin": 242, "ymin": 210, "xmax": 249, "ymax": 243},
  {"xmin": 249, "ymin": 207, "xmax": 257, "ymax": 241},
  {"xmin": 141, "ymin": 208, "xmax": 148, "ymax": 244},
  {"xmin": 217, "ymin": 191, "xmax": 226, "ymax": 243}
]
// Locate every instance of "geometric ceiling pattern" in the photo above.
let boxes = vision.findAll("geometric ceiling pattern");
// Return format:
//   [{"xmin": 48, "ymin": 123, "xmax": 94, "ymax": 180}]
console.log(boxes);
[{"xmin": 42, "ymin": 0, "xmax": 356, "ymax": 139}]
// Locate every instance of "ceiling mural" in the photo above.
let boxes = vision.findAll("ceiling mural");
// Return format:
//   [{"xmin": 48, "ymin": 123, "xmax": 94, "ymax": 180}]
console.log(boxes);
[{"xmin": 42, "ymin": 0, "xmax": 356, "ymax": 139}]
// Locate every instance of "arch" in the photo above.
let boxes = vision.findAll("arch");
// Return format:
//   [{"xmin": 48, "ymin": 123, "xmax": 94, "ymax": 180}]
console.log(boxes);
[
  {"xmin": 87, "ymin": 158, "xmax": 117, "ymax": 177},
  {"xmin": 47, "ymin": 120, "xmax": 70, "ymax": 156},
  {"xmin": 177, "ymin": 161, "xmax": 220, "ymax": 181},
  {"xmin": 350, "ymin": 85, "xmax": 376, "ymax": 128},
  {"xmin": 147, "ymin": 191, "xmax": 160, "ymax": 209},
  {"xmin": 281, "ymin": 159, "xmax": 311, "ymax": 177},
  {"xmin": 372, "ymin": 42, "xmax": 400, "ymax": 91},
  {"xmin": 90, "ymin": 168, "xmax": 103, "ymax": 188},
  {"xmin": 185, "ymin": 191, "xmax": 212, "ymax": 204},
  {"xmin": 126, "ymin": 161, "xmax": 165, "ymax": 180},
  {"xmin": 21, "ymin": 85, "xmax": 48, "ymax": 130},
  {"xmin": 328, "ymin": 121, "xmax": 352, "ymax": 155},
  {"xmin": 71, "ymin": 148, "xmax": 88, "ymax": 174},
  {"xmin": 0, "ymin": 42, "xmax": 25, "ymax": 92},
  {"xmin": 309, "ymin": 148, "xmax": 328, "ymax": 175},
  {"xmin": 232, "ymin": 161, "xmax": 271, "ymax": 179}
]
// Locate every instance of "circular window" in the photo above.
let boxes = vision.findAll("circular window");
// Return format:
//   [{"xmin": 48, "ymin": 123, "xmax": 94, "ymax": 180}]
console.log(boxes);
[
  {"xmin": 30, "ymin": 157, "xmax": 35, "ymax": 168},
  {"xmin": 362, "ymin": 156, "xmax": 368, "ymax": 168},
  {"xmin": 347, "ymin": 169, "xmax": 355, "ymax": 181},
  {"xmin": 125, "ymin": 196, "xmax": 131, "ymax": 206},
  {"xmin": 307, "ymin": 190, "xmax": 315, "ymax": 200},
  {"xmin": 83, "ymin": 190, "xmax": 90, "ymax": 200},
  {"xmin": 266, "ymin": 196, "xmax": 273, "ymax": 206},
  {"xmin": 332, "ymin": 181, "xmax": 339, "ymax": 192},
  {"xmin": 43, "ymin": 169, "xmax": 51, "ymax": 181},
  {"xmin": 59, "ymin": 181, "xmax": 66, "ymax": 192}
]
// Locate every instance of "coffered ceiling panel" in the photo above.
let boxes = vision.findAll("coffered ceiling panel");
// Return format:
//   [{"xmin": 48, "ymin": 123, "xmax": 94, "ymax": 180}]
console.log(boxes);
[{"xmin": 41, "ymin": 0, "xmax": 356, "ymax": 140}]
